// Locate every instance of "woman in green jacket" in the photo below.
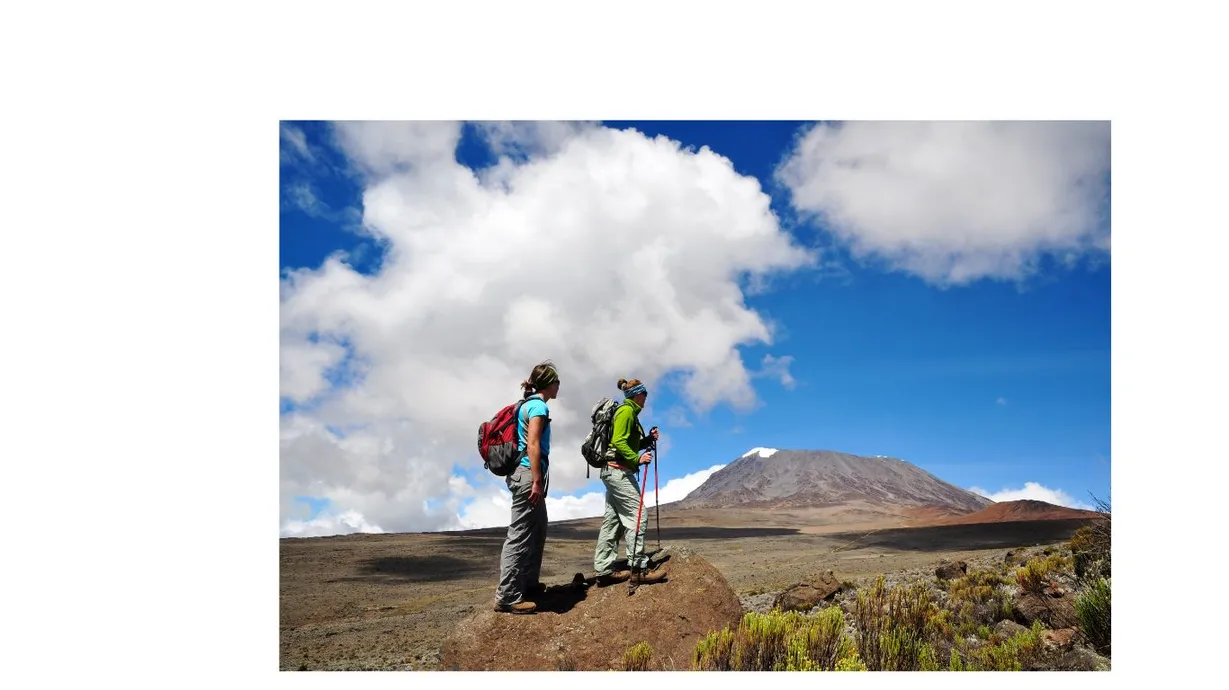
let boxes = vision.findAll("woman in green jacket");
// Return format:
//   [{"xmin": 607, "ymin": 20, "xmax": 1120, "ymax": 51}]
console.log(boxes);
[{"xmin": 592, "ymin": 377, "xmax": 666, "ymax": 585}]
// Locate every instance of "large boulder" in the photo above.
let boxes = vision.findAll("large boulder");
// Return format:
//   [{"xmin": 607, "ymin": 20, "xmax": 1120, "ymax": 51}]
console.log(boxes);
[
  {"xmin": 774, "ymin": 570, "xmax": 843, "ymax": 613},
  {"xmin": 440, "ymin": 548, "xmax": 743, "ymax": 671}
]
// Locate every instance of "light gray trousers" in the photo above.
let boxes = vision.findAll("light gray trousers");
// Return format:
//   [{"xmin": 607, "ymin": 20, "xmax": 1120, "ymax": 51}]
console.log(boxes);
[
  {"xmin": 593, "ymin": 464, "xmax": 649, "ymax": 574},
  {"xmin": 496, "ymin": 464, "xmax": 548, "ymax": 605}
]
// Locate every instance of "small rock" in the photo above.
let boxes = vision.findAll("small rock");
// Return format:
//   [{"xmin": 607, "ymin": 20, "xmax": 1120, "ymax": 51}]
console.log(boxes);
[
  {"xmin": 1064, "ymin": 645, "xmax": 1112, "ymax": 671},
  {"xmin": 994, "ymin": 619, "xmax": 1028, "ymax": 638},
  {"xmin": 1043, "ymin": 628, "xmax": 1078, "ymax": 650}
]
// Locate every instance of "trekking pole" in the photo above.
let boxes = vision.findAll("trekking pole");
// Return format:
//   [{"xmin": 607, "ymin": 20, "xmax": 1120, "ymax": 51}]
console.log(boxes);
[
  {"xmin": 630, "ymin": 462, "xmax": 649, "ymax": 583},
  {"xmin": 652, "ymin": 432, "xmax": 661, "ymax": 551}
]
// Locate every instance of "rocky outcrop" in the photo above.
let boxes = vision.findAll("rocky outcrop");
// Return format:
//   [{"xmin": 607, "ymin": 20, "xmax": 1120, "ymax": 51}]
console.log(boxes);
[{"xmin": 440, "ymin": 549, "xmax": 742, "ymax": 671}]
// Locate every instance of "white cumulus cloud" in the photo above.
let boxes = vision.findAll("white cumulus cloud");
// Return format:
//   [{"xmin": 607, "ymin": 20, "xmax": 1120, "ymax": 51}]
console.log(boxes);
[
  {"xmin": 281, "ymin": 509, "xmax": 385, "ymax": 538},
  {"xmin": 777, "ymin": 121, "xmax": 1110, "ymax": 285},
  {"xmin": 280, "ymin": 122, "xmax": 816, "ymax": 535},
  {"xmin": 280, "ymin": 123, "xmax": 314, "ymax": 164},
  {"xmin": 448, "ymin": 462, "xmax": 727, "ymax": 530},
  {"xmin": 967, "ymin": 482, "xmax": 1093, "ymax": 510},
  {"xmin": 758, "ymin": 354, "xmax": 797, "ymax": 389},
  {"xmin": 657, "ymin": 464, "xmax": 727, "ymax": 504}
]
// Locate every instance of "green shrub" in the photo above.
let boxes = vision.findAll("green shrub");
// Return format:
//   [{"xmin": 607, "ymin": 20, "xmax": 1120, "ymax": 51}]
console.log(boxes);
[
  {"xmin": 926, "ymin": 608, "xmax": 955, "ymax": 641},
  {"xmin": 623, "ymin": 641, "xmax": 652, "ymax": 671},
  {"xmin": 692, "ymin": 608, "xmax": 859, "ymax": 671},
  {"xmin": 968, "ymin": 641, "xmax": 1022, "ymax": 671},
  {"xmin": 918, "ymin": 643, "xmax": 940, "ymax": 671},
  {"xmin": 693, "ymin": 628, "xmax": 735, "ymax": 671},
  {"xmin": 834, "ymin": 651, "xmax": 868, "ymax": 671},
  {"xmin": 947, "ymin": 621, "xmax": 1044, "ymax": 671},
  {"xmin": 784, "ymin": 635, "xmax": 818, "ymax": 671},
  {"xmin": 1015, "ymin": 554, "xmax": 1071, "ymax": 593},
  {"xmin": 1076, "ymin": 577, "xmax": 1111, "ymax": 656},
  {"xmin": 954, "ymin": 604, "xmax": 980, "ymax": 638},
  {"xmin": 853, "ymin": 576, "xmax": 939, "ymax": 671}
]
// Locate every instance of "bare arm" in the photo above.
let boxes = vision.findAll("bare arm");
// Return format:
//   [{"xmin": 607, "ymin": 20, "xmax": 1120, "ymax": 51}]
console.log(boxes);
[
  {"xmin": 526, "ymin": 415, "xmax": 546, "ymax": 504},
  {"xmin": 526, "ymin": 415, "xmax": 545, "ymax": 484}
]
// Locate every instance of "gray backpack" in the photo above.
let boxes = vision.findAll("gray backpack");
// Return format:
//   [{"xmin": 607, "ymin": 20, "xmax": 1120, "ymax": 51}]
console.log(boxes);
[{"xmin": 580, "ymin": 397, "xmax": 621, "ymax": 478}]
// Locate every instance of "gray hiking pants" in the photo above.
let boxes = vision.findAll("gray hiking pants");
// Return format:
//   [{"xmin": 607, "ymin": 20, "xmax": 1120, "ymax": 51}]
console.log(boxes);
[
  {"xmin": 496, "ymin": 464, "xmax": 548, "ymax": 606},
  {"xmin": 593, "ymin": 464, "xmax": 649, "ymax": 574}
]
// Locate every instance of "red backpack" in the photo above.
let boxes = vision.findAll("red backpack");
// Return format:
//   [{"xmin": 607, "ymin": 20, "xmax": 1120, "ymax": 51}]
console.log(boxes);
[{"xmin": 477, "ymin": 399, "xmax": 528, "ymax": 476}]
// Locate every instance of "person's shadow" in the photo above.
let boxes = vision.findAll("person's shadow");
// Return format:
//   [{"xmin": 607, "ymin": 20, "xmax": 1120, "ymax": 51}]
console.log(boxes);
[
  {"xmin": 530, "ymin": 573, "xmax": 591, "ymax": 613},
  {"xmin": 531, "ymin": 552, "xmax": 672, "ymax": 613}
]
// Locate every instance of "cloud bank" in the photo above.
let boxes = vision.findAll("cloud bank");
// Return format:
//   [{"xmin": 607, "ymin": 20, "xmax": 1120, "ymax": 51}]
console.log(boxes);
[
  {"xmin": 777, "ymin": 121, "xmax": 1110, "ymax": 285},
  {"xmin": 280, "ymin": 122, "xmax": 814, "ymax": 535},
  {"xmin": 968, "ymin": 481, "xmax": 1094, "ymax": 510}
]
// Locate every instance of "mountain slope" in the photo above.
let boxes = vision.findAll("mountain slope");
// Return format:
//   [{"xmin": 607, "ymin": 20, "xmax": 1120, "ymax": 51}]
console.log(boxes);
[
  {"xmin": 930, "ymin": 499, "xmax": 1099, "ymax": 525},
  {"xmin": 676, "ymin": 448, "xmax": 993, "ymax": 513}
]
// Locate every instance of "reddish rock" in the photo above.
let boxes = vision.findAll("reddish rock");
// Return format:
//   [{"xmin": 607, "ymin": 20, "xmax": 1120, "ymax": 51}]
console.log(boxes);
[{"xmin": 1043, "ymin": 627, "xmax": 1078, "ymax": 650}]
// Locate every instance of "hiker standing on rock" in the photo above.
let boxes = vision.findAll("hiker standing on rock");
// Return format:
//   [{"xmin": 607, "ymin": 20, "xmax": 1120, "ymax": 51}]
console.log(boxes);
[
  {"xmin": 494, "ymin": 361, "xmax": 561, "ymax": 614},
  {"xmin": 592, "ymin": 378, "xmax": 666, "ymax": 586}
]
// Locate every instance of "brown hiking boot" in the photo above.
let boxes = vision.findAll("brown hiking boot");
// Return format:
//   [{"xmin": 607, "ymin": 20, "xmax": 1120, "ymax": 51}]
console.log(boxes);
[
  {"xmin": 596, "ymin": 570, "xmax": 631, "ymax": 586},
  {"xmin": 630, "ymin": 569, "xmax": 666, "ymax": 584},
  {"xmin": 493, "ymin": 601, "xmax": 536, "ymax": 614}
]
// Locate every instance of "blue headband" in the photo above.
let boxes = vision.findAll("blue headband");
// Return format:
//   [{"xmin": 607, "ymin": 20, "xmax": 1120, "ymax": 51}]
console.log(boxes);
[{"xmin": 623, "ymin": 383, "xmax": 647, "ymax": 399}]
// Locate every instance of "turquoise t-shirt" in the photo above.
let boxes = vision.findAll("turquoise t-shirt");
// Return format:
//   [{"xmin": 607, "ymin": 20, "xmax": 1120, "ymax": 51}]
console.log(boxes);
[{"xmin": 517, "ymin": 395, "xmax": 551, "ymax": 470}]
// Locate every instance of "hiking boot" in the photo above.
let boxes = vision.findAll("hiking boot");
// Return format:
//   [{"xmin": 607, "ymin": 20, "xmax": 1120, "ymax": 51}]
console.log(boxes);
[
  {"xmin": 596, "ymin": 570, "xmax": 631, "ymax": 586},
  {"xmin": 493, "ymin": 601, "xmax": 537, "ymax": 614},
  {"xmin": 630, "ymin": 569, "xmax": 666, "ymax": 584}
]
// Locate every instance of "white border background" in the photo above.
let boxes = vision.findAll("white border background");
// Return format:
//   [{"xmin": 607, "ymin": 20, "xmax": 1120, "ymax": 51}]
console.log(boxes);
[{"xmin": 5, "ymin": 0, "xmax": 1224, "ymax": 686}]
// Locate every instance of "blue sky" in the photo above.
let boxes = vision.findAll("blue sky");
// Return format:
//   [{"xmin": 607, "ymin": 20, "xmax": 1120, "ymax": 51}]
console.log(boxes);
[{"xmin": 279, "ymin": 120, "xmax": 1111, "ymax": 536}]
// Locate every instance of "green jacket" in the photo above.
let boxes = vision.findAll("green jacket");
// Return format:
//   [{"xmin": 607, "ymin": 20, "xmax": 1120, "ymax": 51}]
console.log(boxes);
[{"xmin": 609, "ymin": 398, "xmax": 654, "ymax": 465}]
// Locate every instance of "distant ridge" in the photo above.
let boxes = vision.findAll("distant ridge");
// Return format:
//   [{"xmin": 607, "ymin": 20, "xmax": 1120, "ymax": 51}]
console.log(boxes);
[{"xmin": 928, "ymin": 499, "xmax": 1100, "ymax": 525}]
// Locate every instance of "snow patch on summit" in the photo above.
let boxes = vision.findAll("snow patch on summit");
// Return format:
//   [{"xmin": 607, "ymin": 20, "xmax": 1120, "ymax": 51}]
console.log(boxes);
[{"xmin": 742, "ymin": 447, "xmax": 779, "ymax": 459}]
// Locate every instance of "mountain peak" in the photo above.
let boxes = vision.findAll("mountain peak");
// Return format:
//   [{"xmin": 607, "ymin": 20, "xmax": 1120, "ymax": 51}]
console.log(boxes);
[{"xmin": 678, "ymin": 448, "xmax": 992, "ymax": 513}]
